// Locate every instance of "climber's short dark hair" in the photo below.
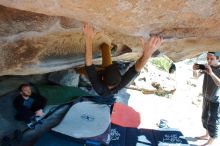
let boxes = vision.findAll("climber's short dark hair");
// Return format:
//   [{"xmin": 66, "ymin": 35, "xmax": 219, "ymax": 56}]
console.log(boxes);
[{"xmin": 102, "ymin": 64, "xmax": 121, "ymax": 87}]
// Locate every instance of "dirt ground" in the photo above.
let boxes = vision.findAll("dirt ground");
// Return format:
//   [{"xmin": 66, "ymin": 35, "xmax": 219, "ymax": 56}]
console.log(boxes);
[{"xmin": 118, "ymin": 58, "xmax": 220, "ymax": 146}]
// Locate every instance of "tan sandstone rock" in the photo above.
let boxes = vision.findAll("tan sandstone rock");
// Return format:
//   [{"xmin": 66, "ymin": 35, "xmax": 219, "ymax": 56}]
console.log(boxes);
[{"xmin": 0, "ymin": 0, "xmax": 220, "ymax": 75}]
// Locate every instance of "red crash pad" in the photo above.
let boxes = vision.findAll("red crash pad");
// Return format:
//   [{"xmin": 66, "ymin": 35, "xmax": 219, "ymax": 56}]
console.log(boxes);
[{"xmin": 111, "ymin": 102, "xmax": 140, "ymax": 128}]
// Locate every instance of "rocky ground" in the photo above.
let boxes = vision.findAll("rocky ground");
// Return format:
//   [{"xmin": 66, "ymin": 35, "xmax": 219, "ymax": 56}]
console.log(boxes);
[{"xmin": 121, "ymin": 56, "xmax": 219, "ymax": 146}]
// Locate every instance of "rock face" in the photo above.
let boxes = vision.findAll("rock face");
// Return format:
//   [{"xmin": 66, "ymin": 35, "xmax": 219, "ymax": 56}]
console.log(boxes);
[{"xmin": 0, "ymin": 0, "xmax": 220, "ymax": 75}]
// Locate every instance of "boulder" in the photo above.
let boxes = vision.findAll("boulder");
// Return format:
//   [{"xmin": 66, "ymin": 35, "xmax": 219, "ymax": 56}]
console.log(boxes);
[
  {"xmin": 0, "ymin": 1, "xmax": 220, "ymax": 75},
  {"xmin": 48, "ymin": 69, "xmax": 80, "ymax": 87}
]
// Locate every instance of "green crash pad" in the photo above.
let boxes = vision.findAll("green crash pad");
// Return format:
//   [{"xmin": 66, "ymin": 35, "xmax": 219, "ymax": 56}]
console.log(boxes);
[{"xmin": 37, "ymin": 85, "xmax": 91, "ymax": 105}]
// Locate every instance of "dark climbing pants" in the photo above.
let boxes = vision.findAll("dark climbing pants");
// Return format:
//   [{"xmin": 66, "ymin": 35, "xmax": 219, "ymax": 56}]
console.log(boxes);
[
  {"xmin": 15, "ymin": 97, "xmax": 47, "ymax": 123},
  {"xmin": 202, "ymin": 98, "xmax": 220, "ymax": 138},
  {"xmin": 15, "ymin": 108, "xmax": 35, "ymax": 123}
]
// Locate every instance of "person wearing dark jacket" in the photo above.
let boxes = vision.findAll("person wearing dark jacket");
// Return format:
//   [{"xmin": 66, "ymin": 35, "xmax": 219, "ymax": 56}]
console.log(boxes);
[
  {"xmin": 193, "ymin": 52, "xmax": 220, "ymax": 146},
  {"xmin": 83, "ymin": 23, "xmax": 163, "ymax": 99},
  {"xmin": 13, "ymin": 83, "xmax": 47, "ymax": 124}
]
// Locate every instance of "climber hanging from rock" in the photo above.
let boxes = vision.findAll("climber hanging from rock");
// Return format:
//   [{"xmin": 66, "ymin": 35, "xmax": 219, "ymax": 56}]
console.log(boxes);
[{"xmin": 83, "ymin": 23, "xmax": 163, "ymax": 100}]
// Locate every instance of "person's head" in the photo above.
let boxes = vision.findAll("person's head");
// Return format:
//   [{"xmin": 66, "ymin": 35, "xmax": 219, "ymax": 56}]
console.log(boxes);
[
  {"xmin": 207, "ymin": 52, "xmax": 220, "ymax": 66},
  {"xmin": 102, "ymin": 64, "xmax": 121, "ymax": 89},
  {"xmin": 18, "ymin": 83, "xmax": 32, "ymax": 97}
]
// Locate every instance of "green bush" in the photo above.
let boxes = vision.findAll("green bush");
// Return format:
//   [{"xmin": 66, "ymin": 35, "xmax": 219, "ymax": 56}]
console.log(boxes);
[{"xmin": 150, "ymin": 56, "xmax": 172, "ymax": 72}]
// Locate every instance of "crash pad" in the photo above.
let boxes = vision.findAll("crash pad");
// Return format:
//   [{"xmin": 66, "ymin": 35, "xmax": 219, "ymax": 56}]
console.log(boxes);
[
  {"xmin": 37, "ymin": 85, "xmax": 91, "ymax": 105},
  {"xmin": 111, "ymin": 102, "xmax": 140, "ymax": 128},
  {"xmin": 52, "ymin": 101, "xmax": 111, "ymax": 138}
]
